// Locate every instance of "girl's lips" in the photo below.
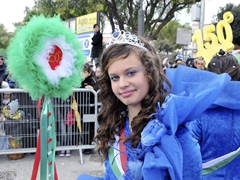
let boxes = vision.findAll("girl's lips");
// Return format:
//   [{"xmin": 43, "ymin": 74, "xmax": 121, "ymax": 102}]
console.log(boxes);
[{"xmin": 120, "ymin": 90, "xmax": 135, "ymax": 98}]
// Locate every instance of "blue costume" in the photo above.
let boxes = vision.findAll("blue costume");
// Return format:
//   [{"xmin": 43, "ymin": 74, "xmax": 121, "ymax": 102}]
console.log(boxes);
[
  {"xmin": 188, "ymin": 80, "xmax": 240, "ymax": 179},
  {"xmin": 77, "ymin": 66, "xmax": 231, "ymax": 180}
]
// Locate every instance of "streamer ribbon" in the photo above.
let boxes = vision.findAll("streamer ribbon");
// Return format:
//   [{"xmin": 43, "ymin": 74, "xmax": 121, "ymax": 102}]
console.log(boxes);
[{"xmin": 31, "ymin": 97, "xmax": 58, "ymax": 180}]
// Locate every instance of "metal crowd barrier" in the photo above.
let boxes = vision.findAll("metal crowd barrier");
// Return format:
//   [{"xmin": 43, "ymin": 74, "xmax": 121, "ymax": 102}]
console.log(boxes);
[{"xmin": 0, "ymin": 88, "xmax": 99, "ymax": 164}]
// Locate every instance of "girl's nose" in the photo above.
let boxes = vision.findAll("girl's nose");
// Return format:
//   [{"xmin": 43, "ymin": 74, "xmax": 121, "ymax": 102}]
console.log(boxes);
[{"xmin": 119, "ymin": 76, "xmax": 129, "ymax": 89}]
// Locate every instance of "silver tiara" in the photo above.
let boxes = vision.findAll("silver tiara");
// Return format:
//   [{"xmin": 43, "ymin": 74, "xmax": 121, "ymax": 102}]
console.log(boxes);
[{"xmin": 106, "ymin": 29, "xmax": 146, "ymax": 50}]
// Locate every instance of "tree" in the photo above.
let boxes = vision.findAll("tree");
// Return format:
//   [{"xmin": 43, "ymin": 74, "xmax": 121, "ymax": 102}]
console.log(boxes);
[
  {"xmin": 22, "ymin": 0, "xmax": 199, "ymax": 40},
  {"xmin": 21, "ymin": 0, "xmax": 107, "ymax": 32},
  {"xmin": 154, "ymin": 39, "xmax": 174, "ymax": 55},
  {"xmin": 22, "ymin": 0, "xmax": 102, "ymax": 22},
  {"xmin": 157, "ymin": 20, "xmax": 191, "ymax": 50},
  {"xmin": 214, "ymin": 3, "xmax": 240, "ymax": 46},
  {"xmin": 0, "ymin": 24, "xmax": 14, "ymax": 50},
  {"xmin": 98, "ymin": 0, "xmax": 199, "ymax": 39}
]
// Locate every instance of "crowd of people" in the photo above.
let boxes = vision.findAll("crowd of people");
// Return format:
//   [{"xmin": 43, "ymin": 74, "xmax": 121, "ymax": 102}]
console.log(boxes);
[
  {"xmin": 163, "ymin": 54, "xmax": 206, "ymax": 70},
  {"xmin": 163, "ymin": 50, "xmax": 240, "ymax": 76}
]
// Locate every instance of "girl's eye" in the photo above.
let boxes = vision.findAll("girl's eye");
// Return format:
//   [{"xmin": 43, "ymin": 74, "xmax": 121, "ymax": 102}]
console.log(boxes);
[
  {"xmin": 110, "ymin": 76, "xmax": 119, "ymax": 81},
  {"xmin": 126, "ymin": 70, "xmax": 137, "ymax": 76}
]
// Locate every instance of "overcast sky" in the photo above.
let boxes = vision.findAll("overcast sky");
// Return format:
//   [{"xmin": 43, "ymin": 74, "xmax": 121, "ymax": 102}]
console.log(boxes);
[
  {"xmin": 0, "ymin": 0, "xmax": 239, "ymax": 32},
  {"xmin": 0, "ymin": 0, "xmax": 35, "ymax": 32},
  {"xmin": 205, "ymin": 0, "xmax": 239, "ymax": 24}
]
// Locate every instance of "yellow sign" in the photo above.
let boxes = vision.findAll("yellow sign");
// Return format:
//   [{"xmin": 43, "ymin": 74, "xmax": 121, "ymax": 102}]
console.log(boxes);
[
  {"xmin": 192, "ymin": 12, "xmax": 234, "ymax": 65},
  {"xmin": 76, "ymin": 12, "xmax": 98, "ymax": 34}
]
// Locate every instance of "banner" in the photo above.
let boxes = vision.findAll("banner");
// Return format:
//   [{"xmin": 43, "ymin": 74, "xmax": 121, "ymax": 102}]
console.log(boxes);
[{"xmin": 76, "ymin": 12, "xmax": 99, "ymax": 34}]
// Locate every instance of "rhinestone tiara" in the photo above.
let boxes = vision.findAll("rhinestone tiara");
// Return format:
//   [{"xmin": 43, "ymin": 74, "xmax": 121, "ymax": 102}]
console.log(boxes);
[{"xmin": 106, "ymin": 29, "xmax": 147, "ymax": 50}]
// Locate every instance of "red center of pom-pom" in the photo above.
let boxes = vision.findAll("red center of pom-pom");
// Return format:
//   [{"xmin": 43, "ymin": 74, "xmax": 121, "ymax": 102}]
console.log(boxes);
[{"xmin": 48, "ymin": 45, "xmax": 63, "ymax": 70}]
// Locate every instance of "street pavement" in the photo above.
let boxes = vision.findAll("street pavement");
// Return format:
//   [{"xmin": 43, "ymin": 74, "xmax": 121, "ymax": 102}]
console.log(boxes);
[{"xmin": 0, "ymin": 150, "xmax": 105, "ymax": 180}]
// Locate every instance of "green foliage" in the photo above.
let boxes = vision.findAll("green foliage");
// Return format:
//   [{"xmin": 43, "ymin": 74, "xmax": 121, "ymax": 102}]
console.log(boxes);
[
  {"xmin": 155, "ymin": 20, "xmax": 191, "ymax": 52},
  {"xmin": 20, "ymin": 0, "xmax": 106, "ymax": 31},
  {"xmin": 23, "ymin": 0, "xmax": 105, "ymax": 21},
  {"xmin": 154, "ymin": 39, "xmax": 174, "ymax": 55},
  {"xmin": 0, "ymin": 48, "xmax": 7, "ymax": 57},
  {"xmin": 0, "ymin": 24, "xmax": 13, "ymax": 49},
  {"xmin": 214, "ymin": 3, "xmax": 240, "ymax": 46}
]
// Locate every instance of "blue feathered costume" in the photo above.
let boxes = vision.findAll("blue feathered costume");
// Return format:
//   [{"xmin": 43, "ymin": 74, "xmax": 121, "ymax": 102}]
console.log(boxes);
[{"xmin": 77, "ymin": 66, "xmax": 232, "ymax": 180}]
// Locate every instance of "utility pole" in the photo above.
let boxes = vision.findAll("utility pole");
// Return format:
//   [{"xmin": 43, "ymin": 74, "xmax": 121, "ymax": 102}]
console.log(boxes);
[
  {"xmin": 199, "ymin": 0, "xmax": 205, "ymax": 32},
  {"xmin": 138, "ymin": 0, "xmax": 144, "ymax": 37}
]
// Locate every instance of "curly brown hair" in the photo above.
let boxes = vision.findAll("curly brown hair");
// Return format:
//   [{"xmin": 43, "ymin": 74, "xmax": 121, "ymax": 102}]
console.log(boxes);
[{"xmin": 94, "ymin": 37, "xmax": 171, "ymax": 161}]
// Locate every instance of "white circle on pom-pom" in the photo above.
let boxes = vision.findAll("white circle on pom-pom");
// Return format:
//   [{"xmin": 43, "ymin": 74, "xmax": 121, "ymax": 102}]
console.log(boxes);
[{"xmin": 34, "ymin": 35, "xmax": 78, "ymax": 86}]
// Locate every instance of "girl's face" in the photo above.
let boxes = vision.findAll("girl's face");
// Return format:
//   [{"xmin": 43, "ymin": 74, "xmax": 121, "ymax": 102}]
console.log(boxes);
[
  {"xmin": 3, "ymin": 93, "xmax": 10, "ymax": 99},
  {"xmin": 108, "ymin": 52, "xmax": 149, "ymax": 110},
  {"xmin": 95, "ymin": 67, "xmax": 101, "ymax": 77},
  {"xmin": 0, "ymin": 57, "xmax": 3, "ymax": 66},
  {"xmin": 84, "ymin": 70, "xmax": 91, "ymax": 78},
  {"xmin": 7, "ymin": 106, "xmax": 11, "ymax": 114}
]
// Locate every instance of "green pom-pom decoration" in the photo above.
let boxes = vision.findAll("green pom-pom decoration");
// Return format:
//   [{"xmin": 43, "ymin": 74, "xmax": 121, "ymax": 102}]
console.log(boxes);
[{"xmin": 7, "ymin": 15, "xmax": 85, "ymax": 100}]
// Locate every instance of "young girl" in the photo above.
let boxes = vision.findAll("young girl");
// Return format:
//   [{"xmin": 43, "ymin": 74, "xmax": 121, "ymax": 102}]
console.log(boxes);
[{"xmin": 77, "ymin": 30, "xmax": 231, "ymax": 180}]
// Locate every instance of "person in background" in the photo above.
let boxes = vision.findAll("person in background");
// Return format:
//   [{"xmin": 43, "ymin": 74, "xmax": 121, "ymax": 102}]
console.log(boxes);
[
  {"xmin": 57, "ymin": 99, "xmax": 74, "ymax": 157},
  {"xmin": 172, "ymin": 54, "xmax": 186, "ymax": 68},
  {"xmin": 81, "ymin": 63, "xmax": 98, "ymax": 91},
  {"xmin": 0, "ymin": 80, "xmax": 11, "ymax": 150},
  {"xmin": 94, "ymin": 64, "xmax": 101, "ymax": 80},
  {"xmin": 86, "ymin": 60, "xmax": 95, "ymax": 77},
  {"xmin": 80, "ymin": 62, "xmax": 98, "ymax": 155},
  {"xmin": 0, "ymin": 56, "xmax": 15, "ymax": 88},
  {"xmin": 175, "ymin": 54, "xmax": 184, "ymax": 64},
  {"xmin": 94, "ymin": 64, "xmax": 102, "ymax": 113},
  {"xmin": 202, "ymin": 59, "xmax": 207, "ymax": 70},
  {"xmin": 161, "ymin": 57, "xmax": 170, "ymax": 71},
  {"xmin": 208, "ymin": 52, "xmax": 240, "ymax": 80},
  {"xmin": 0, "ymin": 109, "xmax": 8, "ymax": 150},
  {"xmin": 90, "ymin": 24, "xmax": 103, "ymax": 68},
  {"xmin": 3, "ymin": 99, "xmax": 25, "ymax": 159},
  {"xmin": 0, "ymin": 81, "xmax": 15, "ymax": 109},
  {"xmin": 3, "ymin": 99, "xmax": 22, "ymax": 136},
  {"xmin": 0, "ymin": 55, "xmax": 8, "ymax": 81},
  {"xmin": 58, "ymin": 63, "xmax": 96, "ymax": 157},
  {"xmin": 193, "ymin": 58, "xmax": 204, "ymax": 70},
  {"xmin": 188, "ymin": 51, "xmax": 240, "ymax": 179},
  {"xmin": 185, "ymin": 57, "xmax": 195, "ymax": 68}
]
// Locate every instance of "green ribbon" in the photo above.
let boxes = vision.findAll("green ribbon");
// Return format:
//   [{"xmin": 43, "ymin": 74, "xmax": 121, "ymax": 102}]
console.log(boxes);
[
  {"xmin": 40, "ymin": 97, "xmax": 56, "ymax": 180},
  {"xmin": 202, "ymin": 149, "xmax": 240, "ymax": 175},
  {"xmin": 109, "ymin": 147, "xmax": 122, "ymax": 179}
]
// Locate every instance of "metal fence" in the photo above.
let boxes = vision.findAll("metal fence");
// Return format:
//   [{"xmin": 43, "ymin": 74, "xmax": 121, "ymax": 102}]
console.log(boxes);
[{"xmin": 0, "ymin": 88, "xmax": 99, "ymax": 164}]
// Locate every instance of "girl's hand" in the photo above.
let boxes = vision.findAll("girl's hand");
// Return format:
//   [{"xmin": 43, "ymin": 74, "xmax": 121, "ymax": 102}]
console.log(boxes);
[{"xmin": 162, "ymin": 57, "xmax": 168, "ymax": 65}]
